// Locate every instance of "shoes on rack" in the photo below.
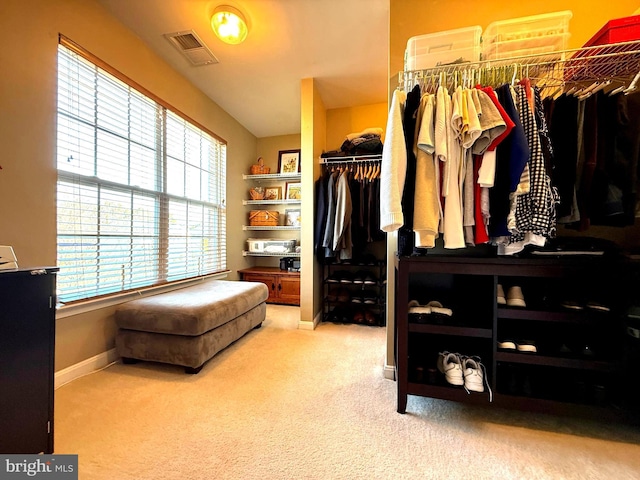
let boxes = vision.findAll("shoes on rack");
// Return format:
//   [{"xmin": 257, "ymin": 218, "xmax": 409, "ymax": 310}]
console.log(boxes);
[
  {"xmin": 352, "ymin": 310, "xmax": 365, "ymax": 324},
  {"xmin": 516, "ymin": 339, "xmax": 537, "ymax": 354},
  {"xmin": 585, "ymin": 300, "xmax": 610, "ymax": 312},
  {"xmin": 364, "ymin": 310, "xmax": 378, "ymax": 326},
  {"xmin": 339, "ymin": 271, "xmax": 354, "ymax": 283},
  {"xmin": 363, "ymin": 273, "xmax": 378, "ymax": 285},
  {"xmin": 497, "ymin": 284, "xmax": 506, "ymax": 305},
  {"xmin": 337, "ymin": 289, "xmax": 350, "ymax": 303},
  {"xmin": 497, "ymin": 339, "xmax": 517, "ymax": 351},
  {"xmin": 506, "ymin": 286, "xmax": 526, "ymax": 307},
  {"xmin": 352, "ymin": 271, "xmax": 367, "ymax": 284},
  {"xmin": 462, "ymin": 356, "xmax": 485, "ymax": 393},
  {"xmin": 437, "ymin": 351, "xmax": 464, "ymax": 386},
  {"xmin": 362, "ymin": 290, "xmax": 378, "ymax": 304},
  {"xmin": 327, "ymin": 288, "xmax": 339, "ymax": 302},
  {"xmin": 359, "ymin": 254, "xmax": 377, "ymax": 265},
  {"xmin": 560, "ymin": 299, "xmax": 584, "ymax": 311},
  {"xmin": 408, "ymin": 300, "xmax": 453, "ymax": 324},
  {"xmin": 424, "ymin": 300, "xmax": 453, "ymax": 317},
  {"xmin": 326, "ymin": 273, "xmax": 341, "ymax": 283}
]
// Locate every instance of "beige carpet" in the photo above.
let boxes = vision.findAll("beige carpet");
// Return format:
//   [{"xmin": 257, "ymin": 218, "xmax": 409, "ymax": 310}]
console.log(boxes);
[{"xmin": 55, "ymin": 305, "xmax": 640, "ymax": 479}]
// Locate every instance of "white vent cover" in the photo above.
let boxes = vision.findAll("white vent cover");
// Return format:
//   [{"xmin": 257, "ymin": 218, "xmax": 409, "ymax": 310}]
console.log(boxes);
[{"xmin": 164, "ymin": 30, "xmax": 219, "ymax": 66}]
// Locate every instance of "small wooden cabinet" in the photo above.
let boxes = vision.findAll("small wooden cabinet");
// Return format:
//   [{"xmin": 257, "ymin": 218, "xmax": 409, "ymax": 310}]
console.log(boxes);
[{"xmin": 238, "ymin": 267, "xmax": 300, "ymax": 306}]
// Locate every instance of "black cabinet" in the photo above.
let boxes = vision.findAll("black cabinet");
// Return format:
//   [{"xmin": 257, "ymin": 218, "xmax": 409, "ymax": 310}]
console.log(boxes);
[
  {"xmin": 395, "ymin": 255, "xmax": 633, "ymax": 419},
  {"xmin": 0, "ymin": 267, "xmax": 58, "ymax": 454}
]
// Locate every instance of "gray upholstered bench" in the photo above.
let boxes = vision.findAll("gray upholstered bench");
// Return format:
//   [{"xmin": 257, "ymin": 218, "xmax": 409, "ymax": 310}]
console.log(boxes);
[{"xmin": 115, "ymin": 279, "xmax": 268, "ymax": 373}]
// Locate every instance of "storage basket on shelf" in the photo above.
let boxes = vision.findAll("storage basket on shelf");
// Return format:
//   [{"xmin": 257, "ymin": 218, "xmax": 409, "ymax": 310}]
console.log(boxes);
[
  {"xmin": 482, "ymin": 10, "xmax": 572, "ymax": 62},
  {"xmin": 249, "ymin": 210, "xmax": 279, "ymax": 226},
  {"xmin": 247, "ymin": 238, "xmax": 297, "ymax": 254},
  {"xmin": 249, "ymin": 157, "xmax": 270, "ymax": 175},
  {"xmin": 405, "ymin": 25, "xmax": 482, "ymax": 71},
  {"xmin": 249, "ymin": 187, "xmax": 265, "ymax": 200}
]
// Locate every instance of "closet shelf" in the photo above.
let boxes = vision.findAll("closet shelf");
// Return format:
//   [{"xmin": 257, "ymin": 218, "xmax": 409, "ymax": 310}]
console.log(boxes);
[
  {"xmin": 243, "ymin": 173, "xmax": 301, "ymax": 182},
  {"xmin": 243, "ymin": 199, "xmax": 301, "ymax": 206},
  {"xmin": 243, "ymin": 225, "xmax": 300, "ymax": 231},
  {"xmin": 242, "ymin": 251, "xmax": 301, "ymax": 257},
  {"xmin": 401, "ymin": 39, "xmax": 640, "ymax": 90}
]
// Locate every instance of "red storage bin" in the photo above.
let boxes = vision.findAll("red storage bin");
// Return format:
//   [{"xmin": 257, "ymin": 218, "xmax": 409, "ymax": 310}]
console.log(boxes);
[{"xmin": 584, "ymin": 15, "xmax": 640, "ymax": 46}]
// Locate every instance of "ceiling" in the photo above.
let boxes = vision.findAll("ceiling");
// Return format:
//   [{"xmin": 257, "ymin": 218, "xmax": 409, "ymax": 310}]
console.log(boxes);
[{"xmin": 97, "ymin": 0, "xmax": 390, "ymax": 138}]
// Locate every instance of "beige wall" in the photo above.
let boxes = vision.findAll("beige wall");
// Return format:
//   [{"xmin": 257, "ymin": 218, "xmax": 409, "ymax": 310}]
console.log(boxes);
[{"xmin": 0, "ymin": 0, "xmax": 258, "ymax": 370}]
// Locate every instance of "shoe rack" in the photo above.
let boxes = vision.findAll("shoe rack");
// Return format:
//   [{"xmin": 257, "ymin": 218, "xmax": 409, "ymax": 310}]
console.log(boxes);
[
  {"xmin": 394, "ymin": 254, "xmax": 635, "ymax": 420},
  {"xmin": 322, "ymin": 254, "xmax": 386, "ymax": 327}
]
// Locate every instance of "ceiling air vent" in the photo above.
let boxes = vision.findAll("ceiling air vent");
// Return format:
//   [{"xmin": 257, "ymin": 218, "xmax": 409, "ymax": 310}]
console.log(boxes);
[{"xmin": 164, "ymin": 30, "xmax": 219, "ymax": 66}]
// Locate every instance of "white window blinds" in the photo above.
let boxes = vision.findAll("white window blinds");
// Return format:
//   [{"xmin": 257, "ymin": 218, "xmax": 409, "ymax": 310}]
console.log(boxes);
[{"xmin": 56, "ymin": 40, "xmax": 226, "ymax": 303}]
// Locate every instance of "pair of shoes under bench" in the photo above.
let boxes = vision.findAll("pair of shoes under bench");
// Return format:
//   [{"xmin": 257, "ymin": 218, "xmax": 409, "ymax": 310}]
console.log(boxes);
[{"xmin": 438, "ymin": 352, "xmax": 493, "ymax": 401}]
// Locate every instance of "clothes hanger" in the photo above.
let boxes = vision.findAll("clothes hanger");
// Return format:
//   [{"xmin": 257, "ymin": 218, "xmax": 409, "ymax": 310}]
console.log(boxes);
[{"xmin": 623, "ymin": 69, "xmax": 640, "ymax": 95}]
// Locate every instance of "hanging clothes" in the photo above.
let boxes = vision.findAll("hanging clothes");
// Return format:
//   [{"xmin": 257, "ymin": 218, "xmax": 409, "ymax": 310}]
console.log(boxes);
[
  {"xmin": 380, "ymin": 89, "xmax": 407, "ymax": 232},
  {"xmin": 413, "ymin": 93, "xmax": 440, "ymax": 248},
  {"xmin": 333, "ymin": 170, "xmax": 353, "ymax": 260}
]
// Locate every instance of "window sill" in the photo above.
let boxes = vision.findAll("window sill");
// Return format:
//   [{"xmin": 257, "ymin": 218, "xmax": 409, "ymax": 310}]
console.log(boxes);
[{"xmin": 55, "ymin": 271, "xmax": 230, "ymax": 320}]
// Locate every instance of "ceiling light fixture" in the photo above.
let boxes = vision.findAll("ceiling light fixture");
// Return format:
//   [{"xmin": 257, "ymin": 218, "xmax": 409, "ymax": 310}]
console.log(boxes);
[{"xmin": 211, "ymin": 5, "xmax": 249, "ymax": 45}]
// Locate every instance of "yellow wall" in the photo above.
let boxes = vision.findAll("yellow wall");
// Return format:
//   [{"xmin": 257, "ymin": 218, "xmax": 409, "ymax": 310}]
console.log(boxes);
[
  {"xmin": 0, "ymin": 0, "xmax": 258, "ymax": 370},
  {"xmin": 390, "ymin": 0, "xmax": 640, "ymax": 78},
  {"xmin": 300, "ymin": 78, "xmax": 327, "ymax": 327},
  {"xmin": 325, "ymin": 103, "xmax": 388, "ymax": 153}
]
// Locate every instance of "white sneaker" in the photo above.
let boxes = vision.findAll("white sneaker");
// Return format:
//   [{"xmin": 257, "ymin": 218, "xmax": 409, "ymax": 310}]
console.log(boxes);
[
  {"xmin": 437, "ymin": 352, "xmax": 464, "ymax": 386},
  {"xmin": 462, "ymin": 356, "xmax": 485, "ymax": 393}
]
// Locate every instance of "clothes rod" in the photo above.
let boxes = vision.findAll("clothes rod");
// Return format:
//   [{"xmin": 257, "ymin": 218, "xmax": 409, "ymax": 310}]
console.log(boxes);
[{"xmin": 319, "ymin": 155, "xmax": 381, "ymax": 164}]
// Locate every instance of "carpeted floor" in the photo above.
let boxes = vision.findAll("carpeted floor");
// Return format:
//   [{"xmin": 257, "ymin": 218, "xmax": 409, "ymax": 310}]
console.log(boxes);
[{"xmin": 55, "ymin": 304, "xmax": 640, "ymax": 479}]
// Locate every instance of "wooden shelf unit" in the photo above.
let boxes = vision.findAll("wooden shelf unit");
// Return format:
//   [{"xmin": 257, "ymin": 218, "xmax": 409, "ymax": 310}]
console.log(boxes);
[{"xmin": 394, "ymin": 254, "xmax": 634, "ymax": 419}]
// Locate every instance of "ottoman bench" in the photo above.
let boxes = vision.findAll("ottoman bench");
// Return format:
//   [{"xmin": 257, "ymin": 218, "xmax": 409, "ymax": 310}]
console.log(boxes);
[{"xmin": 115, "ymin": 279, "xmax": 268, "ymax": 374}]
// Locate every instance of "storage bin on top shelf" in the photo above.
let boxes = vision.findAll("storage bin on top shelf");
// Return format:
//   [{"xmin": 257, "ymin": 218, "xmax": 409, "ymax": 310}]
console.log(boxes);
[
  {"xmin": 482, "ymin": 10, "xmax": 572, "ymax": 62},
  {"xmin": 583, "ymin": 15, "xmax": 640, "ymax": 46},
  {"xmin": 405, "ymin": 25, "xmax": 482, "ymax": 71}
]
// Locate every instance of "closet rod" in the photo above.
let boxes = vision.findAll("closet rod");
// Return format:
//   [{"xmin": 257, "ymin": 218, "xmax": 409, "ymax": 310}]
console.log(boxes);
[
  {"xmin": 319, "ymin": 155, "xmax": 382, "ymax": 165},
  {"xmin": 400, "ymin": 39, "xmax": 640, "ymax": 90}
]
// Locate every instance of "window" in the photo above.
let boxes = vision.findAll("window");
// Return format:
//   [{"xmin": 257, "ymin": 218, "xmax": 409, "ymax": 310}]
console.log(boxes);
[{"xmin": 56, "ymin": 38, "xmax": 226, "ymax": 303}]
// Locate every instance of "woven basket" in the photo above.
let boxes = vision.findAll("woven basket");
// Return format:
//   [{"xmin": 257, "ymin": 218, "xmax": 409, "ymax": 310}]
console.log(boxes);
[
  {"xmin": 249, "ymin": 187, "xmax": 265, "ymax": 200},
  {"xmin": 249, "ymin": 210, "xmax": 279, "ymax": 226},
  {"xmin": 250, "ymin": 157, "xmax": 271, "ymax": 175}
]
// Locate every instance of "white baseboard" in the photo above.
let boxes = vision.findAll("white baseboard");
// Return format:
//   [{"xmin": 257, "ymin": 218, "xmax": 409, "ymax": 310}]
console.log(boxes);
[
  {"xmin": 383, "ymin": 364, "xmax": 396, "ymax": 380},
  {"xmin": 55, "ymin": 348, "xmax": 119, "ymax": 390},
  {"xmin": 298, "ymin": 310, "xmax": 321, "ymax": 330}
]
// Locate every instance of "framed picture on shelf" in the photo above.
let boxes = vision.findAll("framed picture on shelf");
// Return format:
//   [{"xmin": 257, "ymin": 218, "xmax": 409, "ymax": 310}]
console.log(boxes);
[
  {"xmin": 263, "ymin": 186, "xmax": 282, "ymax": 200},
  {"xmin": 285, "ymin": 182, "xmax": 301, "ymax": 200},
  {"xmin": 285, "ymin": 209, "xmax": 301, "ymax": 227},
  {"xmin": 278, "ymin": 149, "xmax": 301, "ymax": 174}
]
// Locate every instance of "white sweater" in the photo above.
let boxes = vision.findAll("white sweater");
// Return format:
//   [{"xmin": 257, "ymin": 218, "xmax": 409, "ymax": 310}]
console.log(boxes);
[{"xmin": 380, "ymin": 89, "xmax": 407, "ymax": 232}]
